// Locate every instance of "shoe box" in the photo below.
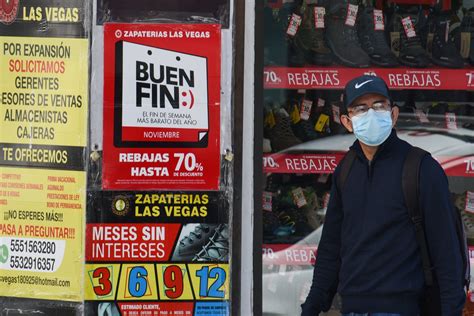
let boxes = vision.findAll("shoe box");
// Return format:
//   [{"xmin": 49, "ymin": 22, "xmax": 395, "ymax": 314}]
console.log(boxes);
[{"xmin": 264, "ymin": 0, "xmax": 474, "ymax": 68}]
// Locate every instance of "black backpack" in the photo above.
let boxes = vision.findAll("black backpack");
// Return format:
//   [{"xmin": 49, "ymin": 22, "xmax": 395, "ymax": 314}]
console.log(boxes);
[{"xmin": 337, "ymin": 147, "xmax": 470, "ymax": 315}]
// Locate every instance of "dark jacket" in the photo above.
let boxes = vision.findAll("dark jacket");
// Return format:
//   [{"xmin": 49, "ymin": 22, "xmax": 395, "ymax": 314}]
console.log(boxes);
[{"xmin": 301, "ymin": 130, "xmax": 465, "ymax": 315}]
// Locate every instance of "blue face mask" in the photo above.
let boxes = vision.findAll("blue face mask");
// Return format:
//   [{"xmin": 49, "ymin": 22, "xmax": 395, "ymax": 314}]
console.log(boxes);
[{"xmin": 351, "ymin": 109, "xmax": 392, "ymax": 146}]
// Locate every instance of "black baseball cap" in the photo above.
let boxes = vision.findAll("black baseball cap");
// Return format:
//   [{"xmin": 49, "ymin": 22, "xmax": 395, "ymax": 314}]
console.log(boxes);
[{"xmin": 343, "ymin": 75, "xmax": 391, "ymax": 111}]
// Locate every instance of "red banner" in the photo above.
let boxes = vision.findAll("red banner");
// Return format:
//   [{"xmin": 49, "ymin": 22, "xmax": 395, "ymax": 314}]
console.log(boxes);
[
  {"xmin": 263, "ymin": 244, "xmax": 318, "ymax": 266},
  {"xmin": 263, "ymin": 153, "xmax": 344, "ymax": 174},
  {"xmin": 264, "ymin": 153, "xmax": 474, "ymax": 177},
  {"xmin": 85, "ymin": 223, "xmax": 181, "ymax": 262},
  {"xmin": 102, "ymin": 24, "xmax": 221, "ymax": 190},
  {"xmin": 264, "ymin": 67, "xmax": 474, "ymax": 90}
]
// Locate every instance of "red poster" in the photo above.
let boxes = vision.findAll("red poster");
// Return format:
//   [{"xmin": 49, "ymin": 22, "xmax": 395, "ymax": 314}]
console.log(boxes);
[
  {"xmin": 264, "ymin": 66, "xmax": 474, "ymax": 90},
  {"xmin": 103, "ymin": 24, "xmax": 221, "ymax": 190}
]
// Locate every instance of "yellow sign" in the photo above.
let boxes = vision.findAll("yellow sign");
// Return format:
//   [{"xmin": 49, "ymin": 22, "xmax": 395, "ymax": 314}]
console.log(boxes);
[
  {"xmin": 0, "ymin": 167, "xmax": 85, "ymax": 301},
  {"xmin": 0, "ymin": 37, "xmax": 88, "ymax": 147}
]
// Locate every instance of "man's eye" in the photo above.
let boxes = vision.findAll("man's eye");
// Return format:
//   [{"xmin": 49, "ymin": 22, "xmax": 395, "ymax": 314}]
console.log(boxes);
[{"xmin": 373, "ymin": 102, "xmax": 384, "ymax": 109}]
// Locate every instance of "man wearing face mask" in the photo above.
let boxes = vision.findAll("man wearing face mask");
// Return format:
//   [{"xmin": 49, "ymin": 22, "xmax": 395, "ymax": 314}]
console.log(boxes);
[{"xmin": 301, "ymin": 75, "xmax": 465, "ymax": 316}]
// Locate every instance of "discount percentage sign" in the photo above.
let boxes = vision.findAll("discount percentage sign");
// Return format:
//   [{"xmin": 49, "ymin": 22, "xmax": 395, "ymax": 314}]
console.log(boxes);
[
  {"xmin": 264, "ymin": 71, "xmax": 282, "ymax": 84},
  {"xmin": 263, "ymin": 156, "xmax": 280, "ymax": 169},
  {"xmin": 174, "ymin": 153, "xmax": 204, "ymax": 172},
  {"xmin": 195, "ymin": 163, "xmax": 204, "ymax": 171}
]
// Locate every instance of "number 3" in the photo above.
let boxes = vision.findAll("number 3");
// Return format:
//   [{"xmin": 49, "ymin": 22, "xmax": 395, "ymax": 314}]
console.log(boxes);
[{"xmin": 93, "ymin": 267, "xmax": 112, "ymax": 296}]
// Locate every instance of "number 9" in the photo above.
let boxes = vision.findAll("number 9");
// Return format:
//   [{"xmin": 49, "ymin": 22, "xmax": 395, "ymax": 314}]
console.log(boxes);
[{"xmin": 163, "ymin": 265, "xmax": 184, "ymax": 299}]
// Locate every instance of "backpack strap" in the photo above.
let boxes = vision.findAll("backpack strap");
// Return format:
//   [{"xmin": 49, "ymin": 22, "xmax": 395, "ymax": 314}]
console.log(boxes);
[
  {"xmin": 337, "ymin": 149, "xmax": 357, "ymax": 193},
  {"xmin": 402, "ymin": 146, "xmax": 434, "ymax": 286}
]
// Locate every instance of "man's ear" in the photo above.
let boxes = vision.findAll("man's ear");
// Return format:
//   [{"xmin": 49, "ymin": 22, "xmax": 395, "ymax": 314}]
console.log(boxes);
[
  {"xmin": 391, "ymin": 105, "xmax": 399, "ymax": 127},
  {"xmin": 341, "ymin": 114, "xmax": 353, "ymax": 132}
]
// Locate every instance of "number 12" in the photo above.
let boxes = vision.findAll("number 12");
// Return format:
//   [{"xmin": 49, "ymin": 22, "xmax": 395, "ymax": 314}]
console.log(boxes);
[{"xmin": 195, "ymin": 266, "xmax": 226, "ymax": 298}]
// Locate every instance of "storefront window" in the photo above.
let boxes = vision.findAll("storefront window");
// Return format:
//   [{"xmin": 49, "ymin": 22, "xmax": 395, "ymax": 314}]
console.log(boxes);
[
  {"xmin": 261, "ymin": 1, "xmax": 474, "ymax": 314},
  {"xmin": 0, "ymin": 1, "xmax": 238, "ymax": 315}
]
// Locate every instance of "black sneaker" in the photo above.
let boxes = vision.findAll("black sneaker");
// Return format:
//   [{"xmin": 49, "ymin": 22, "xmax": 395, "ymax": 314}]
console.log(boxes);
[
  {"xmin": 426, "ymin": 11, "xmax": 464, "ymax": 68},
  {"xmin": 268, "ymin": 108, "xmax": 302, "ymax": 152},
  {"xmin": 291, "ymin": 97, "xmax": 322, "ymax": 141},
  {"xmin": 277, "ymin": 3, "xmax": 307, "ymax": 66},
  {"xmin": 263, "ymin": 211, "xmax": 280, "ymax": 236},
  {"xmin": 172, "ymin": 224, "xmax": 218, "ymax": 261},
  {"xmin": 326, "ymin": 0, "xmax": 371, "ymax": 67},
  {"xmin": 389, "ymin": 6, "xmax": 430, "ymax": 67},
  {"xmin": 358, "ymin": 6, "xmax": 399, "ymax": 67},
  {"xmin": 292, "ymin": 119, "xmax": 321, "ymax": 142},
  {"xmin": 294, "ymin": 2, "xmax": 333, "ymax": 65},
  {"xmin": 193, "ymin": 224, "xmax": 229, "ymax": 262}
]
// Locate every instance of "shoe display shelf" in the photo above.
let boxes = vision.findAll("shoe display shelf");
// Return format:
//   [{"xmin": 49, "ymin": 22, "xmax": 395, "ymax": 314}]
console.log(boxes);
[{"xmin": 264, "ymin": 66, "xmax": 474, "ymax": 90}]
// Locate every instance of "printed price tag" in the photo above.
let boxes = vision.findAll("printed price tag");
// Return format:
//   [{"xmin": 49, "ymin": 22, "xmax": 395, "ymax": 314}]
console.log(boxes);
[
  {"xmin": 345, "ymin": 4, "xmax": 358, "ymax": 27},
  {"xmin": 390, "ymin": 32, "xmax": 400, "ymax": 56},
  {"xmin": 332, "ymin": 104, "xmax": 341, "ymax": 124},
  {"xmin": 292, "ymin": 187, "xmax": 307, "ymax": 208},
  {"xmin": 373, "ymin": 9, "xmax": 385, "ymax": 31},
  {"xmin": 287, "ymin": 13, "xmax": 302, "ymax": 36},
  {"xmin": 317, "ymin": 98, "xmax": 325, "ymax": 108},
  {"xmin": 314, "ymin": 7, "xmax": 325, "ymax": 29},
  {"xmin": 263, "ymin": 192, "xmax": 273, "ymax": 211},
  {"xmin": 445, "ymin": 112, "xmax": 457, "ymax": 129},
  {"xmin": 414, "ymin": 109, "xmax": 430, "ymax": 123},
  {"xmin": 300, "ymin": 99, "xmax": 313, "ymax": 121},
  {"xmin": 402, "ymin": 16, "xmax": 417, "ymax": 38},
  {"xmin": 466, "ymin": 192, "xmax": 474, "ymax": 214},
  {"xmin": 314, "ymin": 114, "xmax": 330, "ymax": 132}
]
